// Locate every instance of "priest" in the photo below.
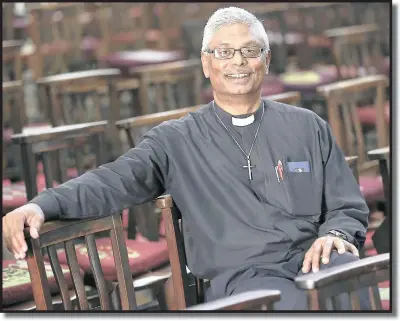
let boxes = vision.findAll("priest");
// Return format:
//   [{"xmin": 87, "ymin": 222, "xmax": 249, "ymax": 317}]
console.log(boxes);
[{"xmin": 3, "ymin": 7, "xmax": 370, "ymax": 310}]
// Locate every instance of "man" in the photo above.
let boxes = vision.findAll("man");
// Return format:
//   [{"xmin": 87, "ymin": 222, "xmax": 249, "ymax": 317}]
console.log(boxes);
[{"xmin": 3, "ymin": 7, "xmax": 369, "ymax": 310}]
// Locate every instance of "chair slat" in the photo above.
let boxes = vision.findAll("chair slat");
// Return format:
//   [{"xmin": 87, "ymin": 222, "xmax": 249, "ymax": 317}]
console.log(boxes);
[
  {"xmin": 371, "ymin": 285, "xmax": 383, "ymax": 310},
  {"xmin": 331, "ymin": 295, "xmax": 342, "ymax": 310},
  {"xmin": 349, "ymin": 290, "xmax": 361, "ymax": 310},
  {"xmin": 65, "ymin": 240, "xmax": 89, "ymax": 310},
  {"xmin": 26, "ymin": 239, "xmax": 53, "ymax": 310},
  {"xmin": 75, "ymin": 145, "xmax": 85, "ymax": 176},
  {"xmin": 47, "ymin": 245, "xmax": 72, "ymax": 310},
  {"xmin": 85, "ymin": 234, "xmax": 111, "ymax": 310},
  {"xmin": 94, "ymin": 132, "xmax": 106, "ymax": 166},
  {"xmin": 41, "ymin": 152, "xmax": 54, "ymax": 189},
  {"xmin": 124, "ymin": 128, "xmax": 136, "ymax": 149},
  {"xmin": 110, "ymin": 215, "xmax": 137, "ymax": 310}
]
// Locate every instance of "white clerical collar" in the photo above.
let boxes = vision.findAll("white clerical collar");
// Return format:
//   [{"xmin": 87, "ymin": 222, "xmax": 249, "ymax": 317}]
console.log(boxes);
[{"xmin": 232, "ymin": 114, "xmax": 255, "ymax": 127}]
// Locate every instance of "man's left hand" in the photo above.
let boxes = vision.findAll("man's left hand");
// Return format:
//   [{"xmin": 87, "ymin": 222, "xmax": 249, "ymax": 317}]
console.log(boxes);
[{"xmin": 302, "ymin": 235, "xmax": 359, "ymax": 273}]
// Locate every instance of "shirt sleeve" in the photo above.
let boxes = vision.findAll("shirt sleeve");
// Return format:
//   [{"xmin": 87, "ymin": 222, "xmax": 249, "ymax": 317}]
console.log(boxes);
[
  {"xmin": 314, "ymin": 115, "xmax": 369, "ymax": 249},
  {"xmin": 29, "ymin": 134, "xmax": 170, "ymax": 221}
]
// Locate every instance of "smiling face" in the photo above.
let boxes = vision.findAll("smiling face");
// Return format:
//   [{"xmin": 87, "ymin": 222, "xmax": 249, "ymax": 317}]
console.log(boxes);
[{"xmin": 201, "ymin": 23, "xmax": 271, "ymax": 100}]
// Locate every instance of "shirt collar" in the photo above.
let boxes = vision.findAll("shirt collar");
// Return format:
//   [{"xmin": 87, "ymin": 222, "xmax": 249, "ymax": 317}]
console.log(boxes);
[{"xmin": 213, "ymin": 100, "xmax": 264, "ymax": 127}]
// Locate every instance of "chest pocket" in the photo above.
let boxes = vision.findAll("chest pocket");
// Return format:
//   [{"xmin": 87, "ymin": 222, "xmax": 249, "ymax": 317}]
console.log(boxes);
[{"xmin": 282, "ymin": 160, "xmax": 321, "ymax": 217}]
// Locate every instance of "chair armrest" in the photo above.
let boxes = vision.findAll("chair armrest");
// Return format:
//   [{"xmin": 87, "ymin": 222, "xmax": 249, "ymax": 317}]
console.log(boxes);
[
  {"xmin": 186, "ymin": 290, "xmax": 281, "ymax": 310},
  {"xmin": 294, "ymin": 253, "xmax": 390, "ymax": 290},
  {"xmin": 367, "ymin": 147, "xmax": 389, "ymax": 161},
  {"xmin": 23, "ymin": 214, "xmax": 119, "ymax": 247}
]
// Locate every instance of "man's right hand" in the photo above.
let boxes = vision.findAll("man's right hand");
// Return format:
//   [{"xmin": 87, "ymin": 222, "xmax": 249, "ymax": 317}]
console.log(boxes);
[{"xmin": 3, "ymin": 204, "xmax": 45, "ymax": 260}]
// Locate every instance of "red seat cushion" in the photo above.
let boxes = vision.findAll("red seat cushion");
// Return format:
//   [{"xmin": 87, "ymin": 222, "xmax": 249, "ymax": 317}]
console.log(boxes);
[
  {"xmin": 357, "ymin": 101, "xmax": 390, "ymax": 125},
  {"xmin": 2, "ymin": 259, "xmax": 79, "ymax": 307},
  {"xmin": 55, "ymin": 235, "xmax": 169, "ymax": 281},
  {"xmin": 2, "ymin": 174, "xmax": 58, "ymax": 210},
  {"xmin": 359, "ymin": 175, "xmax": 384, "ymax": 203}
]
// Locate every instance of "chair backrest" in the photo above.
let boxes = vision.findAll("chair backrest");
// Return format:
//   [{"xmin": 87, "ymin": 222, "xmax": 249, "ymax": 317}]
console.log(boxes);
[
  {"xmin": 11, "ymin": 121, "xmax": 108, "ymax": 201},
  {"xmin": 317, "ymin": 75, "xmax": 389, "ymax": 173},
  {"xmin": 36, "ymin": 69, "xmax": 122, "ymax": 158},
  {"xmin": 23, "ymin": 214, "xmax": 137, "ymax": 310},
  {"xmin": 324, "ymin": 24, "xmax": 384, "ymax": 79},
  {"xmin": 28, "ymin": 4, "xmax": 85, "ymax": 78},
  {"xmin": 354, "ymin": 3, "xmax": 390, "ymax": 56},
  {"xmin": 281, "ymin": 3, "xmax": 354, "ymax": 69},
  {"xmin": 2, "ymin": 40, "xmax": 23, "ymax": 81},
  {"xmin": 128, "ymin": 59, "xmax": 203, "ymax": 114},
  {"xmin": 94, "ymin": 3, "xmax": 154, "ymax": 55},
  {"xmin": 294, "ymin": 253, "xmax": 390, "ymax": 310}
]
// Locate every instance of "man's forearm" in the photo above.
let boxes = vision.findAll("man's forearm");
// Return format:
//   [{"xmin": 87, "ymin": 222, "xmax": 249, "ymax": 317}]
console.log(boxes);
[{"xmin": 29, "ymin": 136, "xmax": 170, "ymax": 221}]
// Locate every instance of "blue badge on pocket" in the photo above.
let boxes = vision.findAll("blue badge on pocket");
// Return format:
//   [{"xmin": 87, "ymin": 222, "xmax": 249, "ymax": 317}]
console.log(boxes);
[{"xmin": 286, "ymin": 161, "xmax": 310, "ymax": 173}]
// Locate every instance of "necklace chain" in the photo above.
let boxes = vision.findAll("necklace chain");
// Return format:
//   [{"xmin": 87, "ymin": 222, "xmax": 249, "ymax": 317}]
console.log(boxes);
[{"xmin": 212, "ymin": 101, "xmax": 265, "ymax": 160}]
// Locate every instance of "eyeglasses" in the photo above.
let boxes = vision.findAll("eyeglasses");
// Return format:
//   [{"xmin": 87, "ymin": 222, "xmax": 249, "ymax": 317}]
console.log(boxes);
[{"xmin": 204, "ymin": 47, "xmax": 267, "ymax": 60}]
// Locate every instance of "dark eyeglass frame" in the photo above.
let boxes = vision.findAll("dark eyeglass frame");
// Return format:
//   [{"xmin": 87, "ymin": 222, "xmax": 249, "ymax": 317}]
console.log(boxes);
[{"xmin": 203, "ymin": 47, "xmax": 268, "ymax": 60}]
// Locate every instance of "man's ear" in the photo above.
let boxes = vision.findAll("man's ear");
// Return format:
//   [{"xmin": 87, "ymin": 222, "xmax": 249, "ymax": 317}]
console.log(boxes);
[{"xmin": 201, "ymin": 54, "xmax": 210, "ymax": 79}]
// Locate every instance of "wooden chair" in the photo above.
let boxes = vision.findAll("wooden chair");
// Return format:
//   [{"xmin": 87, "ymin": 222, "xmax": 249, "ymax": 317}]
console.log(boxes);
[
  {"xmin": 294, "ymin": 253, "xmax": 390, "ymax": 310},
  {"xmin": 3, "ymin": 121, "xmax": 107, "ymax": 310},
  {"xmin": 35, "ymin": 69, "xmax": 122, "ymax": 159},
  {"xmin": 324, "ymin": 24, "xmax": 385, "ymax": 80},
  {"xmin": 26, "ymin": 3, "xmax": 87, "ymax": 79},
  {"xmin": 318, "ymin": 75, "xmax": 389, "ymax": 236},
  {"xmin": 127, "ymin": 59, "xmax": 203, "ymax": 114},
  {"xmin": 20, "ymin": 213, "xmax": 280, "ymax": 310},
  {"xmin": 317, "ymin": 75, "xmax": 389, "ymax": 165},
  {"xmin": 81, "ymin": 4, "xmax": 183, "ymax": 73},
  {"xmin": 9, "ymin": 120, "xmax": 174, "ymax": 310}
]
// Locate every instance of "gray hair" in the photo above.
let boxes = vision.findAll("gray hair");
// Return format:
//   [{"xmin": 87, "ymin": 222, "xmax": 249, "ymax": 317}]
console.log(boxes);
[{"xmin": 201, "ymin": 7, "xmax": 270, "ymax": 52}]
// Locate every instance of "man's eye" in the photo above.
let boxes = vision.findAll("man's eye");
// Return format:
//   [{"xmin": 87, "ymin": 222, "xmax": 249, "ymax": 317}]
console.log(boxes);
[
  {"xmin": 217, "ymin": 49, "xmax": 231, "ymax": 56},
  {"xmin": 244, "ymin": 48, "xmax": 257, "ymax": 54}
]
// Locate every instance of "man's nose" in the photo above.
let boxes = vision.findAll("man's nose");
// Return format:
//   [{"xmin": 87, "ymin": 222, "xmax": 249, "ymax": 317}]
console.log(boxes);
[{"xmin": 231, "ymin": 50, "xmax": 247, "ymax": 65}]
